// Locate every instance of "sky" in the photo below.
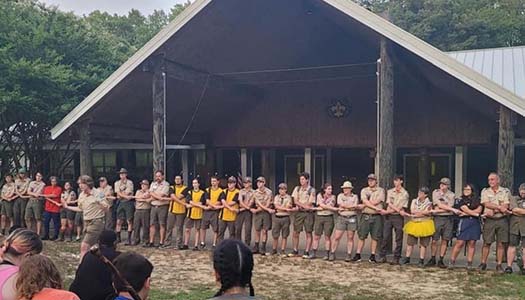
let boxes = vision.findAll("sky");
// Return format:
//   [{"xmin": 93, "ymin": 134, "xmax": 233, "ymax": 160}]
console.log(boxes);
[{"xmin": 40, "ymin": 0, "xmax": 188, "ymax": 16}]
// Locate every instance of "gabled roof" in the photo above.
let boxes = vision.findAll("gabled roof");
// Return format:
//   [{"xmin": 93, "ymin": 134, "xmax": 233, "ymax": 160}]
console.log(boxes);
[
  {"xmin": 50, "ymin": 0, "xmax": 525, "ymax": 140},
  {"xmin": 448, "ymin": 45, "xmax": 525, "ymax": 99}
]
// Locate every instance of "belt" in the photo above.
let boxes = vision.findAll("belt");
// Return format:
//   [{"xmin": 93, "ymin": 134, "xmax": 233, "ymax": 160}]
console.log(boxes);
[
  {"xmin": 29, "ymin": 198, "xmax": 41, "ymax": 202},
  {"xmin": 363, "ymin": 213, "xmax": 380, "ymax": 216},
  {"xmin": 486, "ymin": 216, "xmax": 506, "ymax": 220},
  {"xmin": 152, "ymin": 204, "xmax": 168, "ymax": 208},
  {"xmin": 434, "ymin": 215, "xmax": 453, "ymax": 218},
  {"xmin": 340, "ymin": 215, "xmax": 357, "ymax": 218},
  {"xmin": 460, "ymin": 216, "xmax": 479, "ymax": 220},
  {"xmin": 275, "ymin": 215, "xmax": 290, "ymax": 218},
  {"xmin": 85, "ymin": 217, "xmax": 104, "ymax": 223}
]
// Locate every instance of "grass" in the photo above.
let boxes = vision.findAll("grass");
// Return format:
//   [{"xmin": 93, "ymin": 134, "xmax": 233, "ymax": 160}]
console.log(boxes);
[
  {"xmin": 461, "ymin": 272, "xmax": 525, "ymax": 299},
  {"xmin": 150, "ymin": 286, "xmax": 215, "ymax": 300}
]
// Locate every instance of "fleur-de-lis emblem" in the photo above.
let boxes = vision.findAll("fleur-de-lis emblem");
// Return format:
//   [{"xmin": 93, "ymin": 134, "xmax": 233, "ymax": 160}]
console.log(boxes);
[{"xmin": 328, "ymin": 99, "xmax": 350, "ymax": 118}]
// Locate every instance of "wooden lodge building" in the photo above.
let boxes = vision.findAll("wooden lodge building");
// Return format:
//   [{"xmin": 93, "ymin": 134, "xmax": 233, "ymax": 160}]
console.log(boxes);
[{"xmin": 49, "ymin": 0, "xmax": 525, "ymax": 197}]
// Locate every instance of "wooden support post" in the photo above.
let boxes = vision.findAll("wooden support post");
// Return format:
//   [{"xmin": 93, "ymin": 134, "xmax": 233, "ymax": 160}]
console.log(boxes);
[
  {"xmin": 418, "ymin": 148, "xmax": 429, "ymax": 188},
  {"xmin": 152, "ymin": 67, "xmax": 166, "ymax": 174},
  {"xmin": 376, "ymin": 37, "xmax": 395, "ymax": 189},
  {"xmin": 182, "ymin": 150, "xmax": 189, "ymax": 184},
  {"xmin": 304, "ymin": 148, "xmax": 312, "ymax": 175},
  {"xmin": 326, "ymin": 148, "xmax": 332, "ymax": 184},
  {"xmin": 78, "ymin": 120, "xmax": 92, "ymax": 176},
  {"xmin": 241, "ymin": 148, "xmax": 248, "ymax": 177},
  {"xmin": 498, "ymin": 106, "xmax": 515, "ymax": 191},
  {"xmin": 216, "ymin": 149, "xmax": 223, "ymax": 176},
  {"xmin": 454, "ymin": 146, "xmax": 467, "ymax": 196}
]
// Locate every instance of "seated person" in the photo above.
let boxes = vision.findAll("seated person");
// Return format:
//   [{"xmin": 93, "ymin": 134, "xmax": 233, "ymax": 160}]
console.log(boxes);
[{"xmin": 112, "ymin": 252, "xmax": 153, "ymax": 300}]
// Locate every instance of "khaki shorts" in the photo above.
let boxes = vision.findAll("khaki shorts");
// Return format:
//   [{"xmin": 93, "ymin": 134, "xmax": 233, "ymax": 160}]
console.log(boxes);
[
  {"xmin": 25, "ymin": 199, "xmax": 43, "ymax": 221},
  {"xmin": 117, "ymin": 201, "xmax": 135, "ymax": 221},
  {"xmin": 185, "ymin": 218, "xmax": 202, "ymax": 229},
  {"xmin": 509, "ymin": 234, "xmax": 525, "ymax": 247},
  {"xmin": 482, "ymin": 217, "xmax": 509, "ymax": 244},
  {"xmin": 407, "ymin": 234, "xmax": 431, "ymax": 247},
  {"xmin": 201, "ymin": 210, "xmax": 219, "ymax": 231},
  {"xmin": 254, "ymin": 212, "xmax": 271, "ymax": 231},
  {"xmin": 294, "ymin": 211, "xmax": 315, "ymax": 233},
  {"xmin": 1, "ymin": 201, "xmax": 14, "ymax": 218},
  {"xmin": 336, "ymin": 215, "xmax": 358, "ymax": 232},
  {"xmin": 314, "ymin": 215, "xmax": 335, "ymax": 236},
  {"xmin": 432, "ymin": 216, "xmax": 454, "ymax": 241},
  {"xmin": 272, "ymin": 215, "xmax": 291, "ymax": 239},
  {"xmin": 357, "ymin": 214, "xmax": 383, "ymax": 241},
  {"xmin": 83, "ymin": 217, "xmax": 105, "ymax": 246},
  {"xmin": 150, "ymin": 205, "xmax": 169, "ymax": 226}
]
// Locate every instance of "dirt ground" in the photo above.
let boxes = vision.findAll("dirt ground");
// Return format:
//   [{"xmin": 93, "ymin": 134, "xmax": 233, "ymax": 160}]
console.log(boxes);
[{"xmin": 46, "ymin": 241, "xmax": 524, "ymax": 300}]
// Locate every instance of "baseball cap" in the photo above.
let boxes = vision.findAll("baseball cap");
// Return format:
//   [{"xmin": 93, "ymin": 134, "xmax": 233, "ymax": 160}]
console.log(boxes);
[
  {"xmin": 439, "ymin": 177, "xmax": 451, "ymax": 186},
  {"xmin": 278, "ymin": 183, "xmax": 287, "ymax": 190},
  {"xmin": 243, "ymin": 176, "xmax": 252, "ymax": 183},
  {"xmin": 256, "ymin": 176, "xmax": 266, "ymax": 183},
  {"xmin": 140, "ymin": 179, "xmax": 149, "ymax": 185},
  {"xmin": 227, "ymin": 176, "xmax": 237, "ymax": 183},
  {"xmin": 367, "ymin": 173, "xmax": 377, "ymax": 180}
]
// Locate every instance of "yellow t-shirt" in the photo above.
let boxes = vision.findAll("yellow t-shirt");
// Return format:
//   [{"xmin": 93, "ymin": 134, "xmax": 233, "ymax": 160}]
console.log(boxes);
[
  {"xmin": 220, "ymin": 189, "xmax": 239, "ymax": 222},
  {"xmin": 207, "ymin": 187, "xmax": 224, "ymax": 207},
  {"xmin": 187, "ymin": 189, "xmax": 206, "ymax": 220},
  {"xmin": 170, "ymin": 185, "xmax": 188, "ymax": 214}
]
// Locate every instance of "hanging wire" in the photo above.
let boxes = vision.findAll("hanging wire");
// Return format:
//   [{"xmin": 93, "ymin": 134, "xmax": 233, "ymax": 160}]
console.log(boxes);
[
  {"xmin": 177, "ymin": 74, "xmax": 210, "ymax": 145},
  {"xmin": 238, "ymin": 74, "xmax": 376, "ymax": 85},
  {"xmin": 215, "ymin": 61, "xmax": 377, "ymax": 76}
]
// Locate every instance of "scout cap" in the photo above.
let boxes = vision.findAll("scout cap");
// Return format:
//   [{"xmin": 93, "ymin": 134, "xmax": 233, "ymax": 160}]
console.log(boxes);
[
  {"xmin": 419, "ymin": 186, "xmax": 430, "ymax": 195},
  {"xmin": 341, "ymin": 181, "xmax": 353, "ymax": 189},
  {"xmin": 519, "ymin": 183, "xmax": 525, "ymax": 191},
  {"xmin": 439, "ymin": 177, "xmax": 451, "ymax": 186},
  {"xmin": 18, "ymin": 168, "xmax": 27, "ymax": 174},
  {"xmin": 227, "ymin": 176, "xmax": 237, "ymax": 183},
  {"xmin": 256, "ymin": 176, "xmax": 266, "ymax": 183},
  {"xmin": 278, "ymin": 183, "xmax": 287, "ymax": 190},
  {"xmin": 117, "ymin": 168, "xmax": 128, "ymax": 174},
  {"xmin": 367, "ymin": 173, "xmax": 377, "ymax": 180},
  {"xmin": 140, "ymin": 179, "xmax": 149, "ymax": 185},
  {"xmin": 243, "ymin": 176, "xmax": 252, "ymax": 183}
]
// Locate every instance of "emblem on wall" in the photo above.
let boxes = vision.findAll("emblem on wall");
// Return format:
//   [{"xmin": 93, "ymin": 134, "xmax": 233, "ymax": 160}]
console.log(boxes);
[{"xmin": 328, "ymin": 99, "xmax": 350, "ymax": 118}]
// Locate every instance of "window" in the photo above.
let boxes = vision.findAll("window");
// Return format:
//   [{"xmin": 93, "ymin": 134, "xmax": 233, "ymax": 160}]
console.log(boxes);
[
  {"xmin": 92, "ymin": 151, "xmax": 117, "ymax": 178},
  {"xmin": 136, "ymin": 151, "xmax": 153, "ymax": 168}
]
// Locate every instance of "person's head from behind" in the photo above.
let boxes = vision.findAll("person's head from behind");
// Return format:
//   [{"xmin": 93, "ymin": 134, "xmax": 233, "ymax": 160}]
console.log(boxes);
[
  {"xmin": 16, "ymin": 254, "xmax": 62, "ymax": 300},
  {"xmin": 98, "ymin": 230, "xmax": 117, "ymax": 249},
  {"xmin": 0, "ymin": 228, "xmax": 42, "ymax": 265},
  {"xmin": 213, "ymin": 239, "xmax": 254, "ymax": 297},
  {"xmin": 113, "ymin": 252, "xmax": 153, "ymax": 300}
]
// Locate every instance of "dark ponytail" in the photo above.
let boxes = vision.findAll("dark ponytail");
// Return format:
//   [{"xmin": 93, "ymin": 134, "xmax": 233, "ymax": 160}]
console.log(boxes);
[{"xmin": 213, "ymin": 239, "xmax": 255, "ymax": 297}]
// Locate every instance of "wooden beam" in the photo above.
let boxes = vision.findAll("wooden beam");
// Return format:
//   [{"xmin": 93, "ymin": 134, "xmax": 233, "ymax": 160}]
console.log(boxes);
[
  {"xmin": 304, "ymin": 148, "xmax": 312, "ymax": 175},
  {"xmin": 152, "ymin": 66, "xmax": 167, "ymax": 174},
  {"xmin": 241, "ymin": 148, "xmax": 248, "ymax": 177},
  {"xmin": 376, "ymin": 37, "xmax": 395, "ymax": 189},
  {"xmin": 78, "ymin": 120, "xmax": 92, "ymax": 176},
  {"xmin": 497, "ymin": 105, "xmax": 515, "ymax": 190},
  {"xmin": 418, "ymin": 148, "xmax": 429, "ymax": 188},
  {"xmin": 454, "ymin": 146, "xmax": 467, "ymax": 196},
  {"xmin": 181, "ymin": 149, "xmax": 189, "ymax": 184}
]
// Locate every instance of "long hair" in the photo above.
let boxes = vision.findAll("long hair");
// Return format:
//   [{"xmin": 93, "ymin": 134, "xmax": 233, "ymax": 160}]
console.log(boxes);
[
  {"xmin": 16, "ymin": 254, "xmax": 62, "ymax": 300},
  {"xmin": 319, "ymin": 183, "xmax": 332, "ymax": 197},
  {"xmin": 462, "ymin": 183, "xmax": 477, "ymax": 199},
  {"xmin": 0, "ymin": 228, "xmax": 42, "ymax": 262},
  {"xmin": 213, "ymin": 239, "xmax": 255, "ymax": 297}
]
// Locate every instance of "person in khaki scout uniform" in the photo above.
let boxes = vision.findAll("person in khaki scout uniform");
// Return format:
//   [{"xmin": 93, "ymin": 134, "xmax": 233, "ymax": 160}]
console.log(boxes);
[
  {"xmin": 166, "ymin": 175, "xmax": 188, "ymax": 249},
  {"xmin": 352, "ymin": 174, "xmax": 385, "ymax": 263},
  {"xmin": 14, "ymin": 168, "xmax": 31, "ymax": 227},
  {"xmin": 201, "ymin": 175, "xmax": 223, "ymax": 249},
  {"xmin": 114, "ymin": 168, "xmax": 134, "ymax": 244},
  {"xmin": 236, "ymin": 177, "xmax": 254, "ymax": 246},
  {"xmin": 59, "ymin": 181, "xmax": 77, "ymax": 242},
  {"xmin": 25, "ymin": 172, "xmax": 46, "ymax": 236},
  {"xmin": 64, "ymin": 175, "xmax": 109, "ymax": 259},
  {"xmin": 132, "ymin": 180, "xmax": 152, "ymax": 246},
  {"xmin": 250, "ymin": 176, "xmax": 273, "ymax": 255},
  {"xmin": 504, "ymin": 183, "xmax": 525, "ymax": 274},
  {"xmin": 1, "ymin": 174, "xmax": 16, "ymax": 233},
  {"xmin": 290, "ymin": 172, "xmax": 316, "ymax": 258},
  {"xmin": 182, "ymin": 178, "xmax": 207, "ymax": 250},
  {"xmin": 218, "ymin": 177, "xmax": 239, "ymax": 243},
  {"xmin": 271, "ymin": 183, "xmax": 295, "ymax": 256},
  {"xmin": 311, "ymin": 183, "xmax": 338, "ymax": 260},
  {"xmin": 479, "ymin": 172, "xmax": 511, "ymax": 272},
  {"xmin": 378, "ymin": 175, "xmax": 409, "ymax": 265},
  {"xmin": 97, "ymin": 177, "xmax": 116, "ymax": 232},
  {"xmin": 330, "ymin": 181, "xmax": 359, "ymax": 262},
  {"xmin": 427, "ymin": 177, "xmax": 459, "ymax": 268},
  {"xmin": 146, "ymin": 170, "xmax": 171, "ymax": 248}
]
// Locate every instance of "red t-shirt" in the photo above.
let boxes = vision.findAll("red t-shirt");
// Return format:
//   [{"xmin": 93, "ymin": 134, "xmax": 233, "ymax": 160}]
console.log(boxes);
[{"xmin": 44, "ymin": 186, "xmax": 63, "ymax": 213}]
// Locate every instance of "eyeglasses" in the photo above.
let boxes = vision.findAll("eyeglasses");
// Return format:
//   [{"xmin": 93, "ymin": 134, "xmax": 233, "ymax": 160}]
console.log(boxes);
[{"xmin": 463, "ymin": 188, "xmax": 472, "ymax": 191}]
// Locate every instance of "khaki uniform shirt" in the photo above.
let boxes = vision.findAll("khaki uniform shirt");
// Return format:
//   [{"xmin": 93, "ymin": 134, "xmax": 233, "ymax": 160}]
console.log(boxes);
[
  {"xmin": 291, "ymin": 186, "xmax": 316, "ymax": 209},
  {"xmin": 135, "ymin": 190, "xmax": 151, "ymax": 210},
  {"xmin": 96, "ymin": 186, "xmax": 115, "ymax": 207},
  {"xmin": 15, "ymin": 178, "xmax": 31, "ymax": 195},
  {"xmin": 238, "ymin": 188, "xmax": 254, "ymax": 211},
  {"xmin": 360, "ymin": 186, "xmax": 385, "ymax": 215},
  {"xmin": 28, "ymin": 181, "xmax": 45, "ymax": 200},
  {"xmin": 386, "ymin": 187, "xmax": 409, "ymax": 214},
  {"xmin": 509, "ymin": 196, "xmax": 525, "ymax": 235},
  {"xmin": 410, "ymin": 197, "xmax": 432, "ymax": 221},
  {"xmin": 432, "ymin": 189, "xmax": 456, "ymax": 216},
  {"xmin": 316, "ymin": 194, "xmax": 335, "ymax": 216},
  {"xmin": 114, "ymin": 179, "xmax": 134, "ymax": 201},
  {"xmin": 481, "ymin": 186, "xmax": 511, "ymax": 218},
  {"xmin": 274, "ymin": 194, "xmax": 293, "ymax": 216},
  {"xmin": 1, "ymin": 183, "xmax": 15, "ymax": 200},
  {"xmin": 337, "ymin": 193, "xmax": 358, "ymax": 217},
  {"xmin": 149, "ymin": 180, "xmax": 170, "ymax": 206},
  {"xmin": 78, "ymin": 190, "xmax": 107, "ymax": 220},
  {"xmin": 252, "ymin": 187, "xmax": 273, "ymax": 208}
]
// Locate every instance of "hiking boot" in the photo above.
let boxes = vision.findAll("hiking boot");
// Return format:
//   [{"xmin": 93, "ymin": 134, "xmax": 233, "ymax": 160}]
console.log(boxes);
[
  {"xmin": 425, "ymin": 257, "xmax": 436, "ymax": 267},
  {"xmin": 323, "ymin": 251, "xmax": 330, "ymax": 261},
  {"xmin": 252, "ymin": 244, "xmax": 260, "ymax": 254},
  {"xmin": 288, "ymin": 250, "xmax": 299, "ymax": 257},
  {"xmin": 302, "ymin": 251, "xmax": 310, "ymax": 259},
  {"xmin": 179, "ymin": 245, "xmax": 189, "ymax": 250},
  {"xmin": 389, "ymin": 257, "xmax": 400, "ymax": 265},
  {"xmin": 350, "ymin": 254, "xmax": 362, "ymax": 262},
  {"xmin": 400, "ymin": 257, "xmax": 410, "ymax": 265},
  {"xmin": 192, "ymin": 246, "xmax": 199, "ymax": 251},
  {"xmin": 437, "ymin": 260, "xmax": 446, "ymax": 269},
  {"xmin": 344, "ymin": 254, "xmax": 352, "ymax": 262},
  {"xmin": 308, "ymin": 250, "xmax": 317, "ymax": 260},
  {"xmin": 199, "ymin": 242, "xmax": 206, "ymax": 250},
  {"xmin": 368, "ymin": 254, "xmax": 377, "ymax": 263},
  {"xmin": 377, "ymin": 256, "xmax": 387, "ymax": 264},
  {"xmin": 478, "ymin": 263, "xmax": 487, "ymax": 271},
  {"xmin": 328, "ymin": 252, "xmax": 336, "ymax": 261},
  {"xmin": 418, "ymin": 259, "xmax": 425, "ymax": 268},
  {"xmin": 271, "ymin": 249, "xmax": 278, "ymax": 256},
  {"xmin": 495, "ymin": 264, "xmax": 504, "ymax": 273},
  {"xmin": 142, "ymin": 242, "xmax": 154, "ymax": 248},
  {"xmin": 159, "ymin": 243, "xmax": 170, "ymax": 249},
  {"xmin": 504, "ymin": 266, "xmax": 513, "ymax": 274},
  {"xmin": 448, "ymin": 260, "xmax": 456, "ymax": 269},
  {"xmin": 466, "ymin": 262, "xmax": 474, "ymax": 271}
]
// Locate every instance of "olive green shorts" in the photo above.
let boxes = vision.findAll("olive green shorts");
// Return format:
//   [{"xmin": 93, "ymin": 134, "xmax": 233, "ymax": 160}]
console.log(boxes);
[
  {"xmin": 432, "ymin": 216, "xmax": 454, "ymax": 241},
  {"xmin": 83, "ymin": 217, "xmax": 105, "ymax": 246},
  {"xmin": 1, "ymin": 201, "xmax": 14, "ymax": 218},
  {"xmin": 407, "ymin": 234, "xmax": 431, "ymax": 247},
  {"xmin": 117, "ymin": 201, "xmax": 135, "ymax": 221},
  {"xmin": 60, "ymin": 208, "xmax": 68, "ymax": 219},
  {"xmin": 272, "ymin": 215, "xmax": 291, "ymax": 239},
  {"xmin": 509, "ymin": 234, "xmax": 525, "ymax": 247},
  {"xmin": 254, "ymin": 211, "xmax": 271, "ymax": 231},
  {"xmin": 293, "ymin": 211, "xmax": 315, "ymax": 233},
  {"xmin": 314, "ymin": 215, "xmax": 335, "ymax": 236},
  {"xmin": 25, "ymin": 199, "xmax": 43, "ymax": 221},
  {"xmin": 357, "ymin": 214, "xmax": 383, "ymax": 241},
  {"xmin": 482, "ymin": 218, "xmax": 509, "ymax": 244},
  {"xmin": 150, "ymin": 205, "xmax": 169, "ymax": 226},
  {"xmin": 335, "ymin": 215, "xmax": 358, "ymax": 232},
  {"xmin": 185, "ymin": 218, "xmax": 202, "ymax": 229},
  {"xmin": 201, "ymin": 210, "xmax": 219, "ymax": 231}
]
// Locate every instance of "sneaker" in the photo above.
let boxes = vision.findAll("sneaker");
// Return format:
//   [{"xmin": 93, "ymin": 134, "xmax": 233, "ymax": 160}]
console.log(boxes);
[
  {"xmin": 466, "ymin": 262, "xmax": 474, "ymax": 271},
  {"xmin": 75, "ymin": 236, "xmax": 81, "ymax": 242},
  {"xmin": 328, "ymin": 253, "xmax": 336, "ymax": 261},
  {"xmin": 302, "ymin": 251, "xmax": 310, "ymax": 259},
  {"xmin": 142, "ymin": 242, "xmax": 154, "ymax": 248},
  {"xmin": 495, "ymin": 264, "xmax": 504, "ymax": 273},
  {"xmin": 368, "ymin": 254, "xmax": 377, "ymax": 263},
  {"xmin": 389, "ymin": 257, "xmax": 400, "ymax": 265},
  {"xmin": 448, "ymin": 261, "xmax": 456, "ymax": 269},
  {"xmin": 377, "ymin": 256, "xmax": 387, "ymax": 264},
  {"xmin": 271, "ymin": 249, "xmax": 278, "ymax": 256},
  {"xmin": 288, "ymin": 250, "xmax": 299, "ymax": 257},
  {"xmin": 400, "ymin": 257, "xmax": 410, "ymax": 265},
  {"xmin": 179, "ymin": 245, "xmax": 189, "ymax": 250},
  {"xmin": 437, "ymin": 260, "xmax": 446, "ymax": 269},
  {"xmin": 308, "ymin": 251, "xmax": 316, "ymax": 260},
  {"xmin": 199, "ymin": 243, "xmax": 206, "ymax": 250},
  {"xmin": 192, "ymin": 246, "xmax": 199, "ymax": 251},
  {"xmin": 345, "ymin": 254, "xmax": 352, "ymax": 262},
  {"xmin": 159, "ymin": 243, "xmax": 170, "ymax": 249},
  {"xmin": 323, "ymin": 251, "xmax": 330, "ymax": 261},
  {"xmin": 504, "ymin": 266, "xmax": 513, "ymax": 274},
  {"xmin": 478, "ymin": 263, "xmax": 487, "ymax": 271},
  {"xmin": 425, "ymin": 257, "xmax": 436, "ymax": 267},
  {"xmin": 350, "ymin": 254, "xmax": 362, "ymax": 262}
]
